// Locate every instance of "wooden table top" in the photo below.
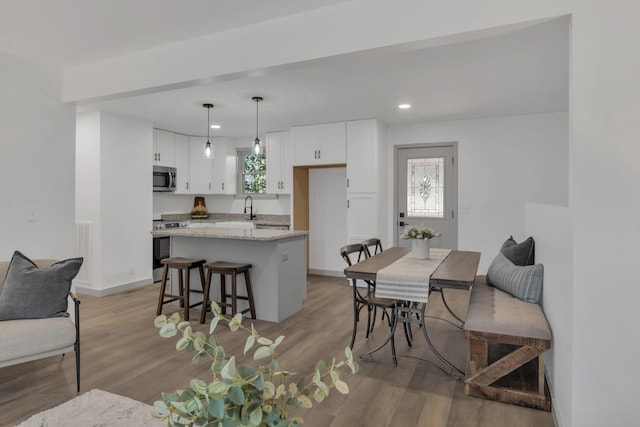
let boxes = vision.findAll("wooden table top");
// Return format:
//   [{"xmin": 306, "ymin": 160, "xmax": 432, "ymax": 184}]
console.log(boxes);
[{"xmin": 344, "ymin": 247, "xmax": 480, "ymax": 290}]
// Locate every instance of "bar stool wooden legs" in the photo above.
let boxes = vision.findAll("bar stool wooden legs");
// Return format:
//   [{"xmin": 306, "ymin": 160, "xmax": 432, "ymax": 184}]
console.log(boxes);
[
  {"xmin": 201, "ymin": 261, "xmax": 256, "ymax": 324},
  {"xmin": 156, "ymin": 257, "xmax": 206, "ymax": 321}
]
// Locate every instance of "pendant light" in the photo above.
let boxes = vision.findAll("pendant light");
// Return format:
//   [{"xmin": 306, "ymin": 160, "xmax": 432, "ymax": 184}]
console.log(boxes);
[
  {"xmin": 252, "ymin": 96, "xmax": 263, "ymax": 155},
  {"xmin": 203, "ymin": 103, "xmax": 213, "ymax": 159}
]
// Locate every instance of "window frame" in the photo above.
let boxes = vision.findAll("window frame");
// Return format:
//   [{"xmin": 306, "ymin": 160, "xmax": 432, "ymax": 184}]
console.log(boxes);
[{"xmin": 235, "ymin": 147, "xmax": 275, "ymax": 199}]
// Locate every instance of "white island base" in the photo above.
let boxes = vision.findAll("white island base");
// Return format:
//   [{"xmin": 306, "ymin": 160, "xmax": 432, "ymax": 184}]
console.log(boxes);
[{"xmin": 168, "ymin": 232, "xmax": 307, "ymax": 323}]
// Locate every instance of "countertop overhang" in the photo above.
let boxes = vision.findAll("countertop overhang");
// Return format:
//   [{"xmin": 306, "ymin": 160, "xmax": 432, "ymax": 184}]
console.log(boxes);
[{"xmin": 151, "ymin": 227, "xmax": 307, "ymax": 241}]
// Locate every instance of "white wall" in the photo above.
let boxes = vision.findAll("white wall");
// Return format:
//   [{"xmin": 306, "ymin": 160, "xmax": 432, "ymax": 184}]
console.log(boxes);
[
  {"xmin": 0, "ymin": 52, "xmax": 76, "ymax": 260},
  {"xmin": 387, "ymin": 112, "xmax": 569, "ymax": 273},
  {"xmin": 309, "ymin": 167, "xmax": 347, "ymax": 275},
  {"xmin": 76, "ymin": 111, "xmax": 153, "ymax": 293},
  {"xmin": 526, "ymin": 203, "xmax": 573, "ymax": 427}
]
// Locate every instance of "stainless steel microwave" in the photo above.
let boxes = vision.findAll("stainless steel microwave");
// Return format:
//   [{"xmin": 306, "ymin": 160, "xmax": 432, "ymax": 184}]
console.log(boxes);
[{"xmin": 153, "ymin": 166, "xmax": 176, "ymax": 192}]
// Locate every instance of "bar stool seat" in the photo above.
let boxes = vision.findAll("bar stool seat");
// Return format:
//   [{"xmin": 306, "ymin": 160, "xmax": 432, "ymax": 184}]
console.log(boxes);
[
  {"xmin": 201, "ymin": 261, "xmax": 256, "ymax": 323},
  {"xmin": 156, "ymin": 257, "xmax": 206, "ymax": 321}
]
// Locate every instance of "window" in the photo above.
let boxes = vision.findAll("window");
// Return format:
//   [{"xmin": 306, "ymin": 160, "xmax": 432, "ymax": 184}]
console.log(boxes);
[
  {"xmin": 237, "ymin": 148, "xmax": 267, "ymax": 195},
  {"xmin": 406, "ymin": 157, "xmax": 444, "ymax": 218}
]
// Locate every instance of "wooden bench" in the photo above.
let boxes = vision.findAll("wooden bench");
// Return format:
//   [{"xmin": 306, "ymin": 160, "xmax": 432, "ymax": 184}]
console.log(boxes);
[{"xmin": 463, "ymin": 275, "xmax": 551, "ymax": 411}]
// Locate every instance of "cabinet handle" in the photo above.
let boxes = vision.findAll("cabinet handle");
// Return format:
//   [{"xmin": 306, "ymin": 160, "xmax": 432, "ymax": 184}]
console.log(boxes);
[
  {"xmin": 154, "ymin": 153, "xmax": 157, "ymax": 161},
  {"xmin": 158, "ymin": 153, "xmax": 160, "ymax": 161},
  {"xmin": 209, "ymin": 182, "xmax": 211, "ymax": 191},
  {"xmin": 318, "ymin": 150, "xmax": 321, "ymax": 159},
  {"xmin": 314, "ymin": 150, "xmax": 317, "ymax": 159},
  {"xmin": 347, "ymin": 200, "xmax": 350, "ymax": 208},
  {"xmin": 347, "ymin": 178, "xmax": 350, "ymax": 188},
  {"xmin": 186, "ymin": 182, "xmax": 189, "ymax": 190},
  {"xmin": 222, "ymin": 182, "xmax": 225, "ymax": 190}
]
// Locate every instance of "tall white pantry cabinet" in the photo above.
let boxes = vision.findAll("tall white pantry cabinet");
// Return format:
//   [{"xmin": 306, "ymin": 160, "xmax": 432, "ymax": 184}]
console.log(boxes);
[{"xmin": 346, "ymin": 119, "xmax": 383, "ymax": 245}]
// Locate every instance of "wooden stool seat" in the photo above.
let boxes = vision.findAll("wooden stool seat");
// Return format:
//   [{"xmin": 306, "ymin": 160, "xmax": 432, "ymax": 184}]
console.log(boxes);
[
  {"xmin": 201, "ymin": 261, "xmax": 256, "ymax": 323},
  {"xmin": 156, "ymin": 257, "xmax": 206, "ymax": 321}
]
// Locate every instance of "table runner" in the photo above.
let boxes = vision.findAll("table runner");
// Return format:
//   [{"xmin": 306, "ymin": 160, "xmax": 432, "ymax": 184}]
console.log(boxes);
[{"xmin": 375, "ymin": 248, "xmax": 451, "ymax": 303}]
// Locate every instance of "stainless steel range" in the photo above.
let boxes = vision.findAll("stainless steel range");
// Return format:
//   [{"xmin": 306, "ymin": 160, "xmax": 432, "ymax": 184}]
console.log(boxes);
[{"xmin": 152, "ymin": 221, "xmax": 188, "ymax": 281}]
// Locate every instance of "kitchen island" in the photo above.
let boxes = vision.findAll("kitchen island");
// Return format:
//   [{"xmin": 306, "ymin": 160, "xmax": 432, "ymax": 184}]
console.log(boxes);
[{"xmin": 152, "ymin": 227, "xmax": 307, "ymax": 323}]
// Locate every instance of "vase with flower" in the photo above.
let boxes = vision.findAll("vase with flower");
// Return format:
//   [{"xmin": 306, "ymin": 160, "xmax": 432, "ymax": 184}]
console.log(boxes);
[{"xmin": 400, "ymin": 223, "xmax": 441, "ymax": 259}]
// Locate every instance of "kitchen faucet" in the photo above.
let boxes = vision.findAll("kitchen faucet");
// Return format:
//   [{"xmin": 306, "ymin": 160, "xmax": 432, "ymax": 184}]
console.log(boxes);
[{"xmin": 244, "ymin": 195, "xmax": 256, "ymax": 220}]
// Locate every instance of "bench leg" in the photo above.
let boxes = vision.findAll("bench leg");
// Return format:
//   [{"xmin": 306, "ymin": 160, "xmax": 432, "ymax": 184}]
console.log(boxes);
[{"xmin": 464, "ymin": 341, "xmax": 551, "ymax": 411}]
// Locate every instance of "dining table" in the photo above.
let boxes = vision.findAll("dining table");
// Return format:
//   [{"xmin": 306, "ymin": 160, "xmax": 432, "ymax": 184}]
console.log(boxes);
[{"xmin": 343, "ymin": 246, "xmax": 480, "ymax": 378}]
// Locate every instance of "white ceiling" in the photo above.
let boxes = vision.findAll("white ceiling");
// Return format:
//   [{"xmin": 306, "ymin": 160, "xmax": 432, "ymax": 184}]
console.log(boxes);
[{"xmin": 0, "ymin": 1, "xmax": 569, "ymax": 139}]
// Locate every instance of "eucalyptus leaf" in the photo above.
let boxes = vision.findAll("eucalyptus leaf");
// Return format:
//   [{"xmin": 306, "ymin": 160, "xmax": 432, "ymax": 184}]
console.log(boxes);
[
  {"xmin": 334, "ymin": 379, "xmax": 349, "ymax": 394},
  {"xmin": 262, "ymin": 381, "xmax": 275, "ymax": 399},
  {"xmin": 253, "ymin": 346, "xmax": 271, "ymax": 360},
  {"xmin": 154, "ymin": 315, "xmax": 167, "ymax": 327},
  {"xmin": 207, "ymin": 399, "xmax": 225, "ymax": 419},
  {"xmin": 159, "ymin": 323, "xmax": 177, "ymax": 338},
  {"xmin": 244, "ymin": 335, "xmax": 255, "ymax": 355},
  {"xmin": 296, "ymin": 395, "xmax": 312, "ymax": 408},
  {"xmin": 228, "ymin": 385, "xmax": 245, "ymax": 405},
  {"xmin": 315, "ymin": 360, "xmax": 326, "ymax": 372},
  {"xmin": 250, "ymin": 407, "xmax": 263, "ymax": 425},
  {"xmin": 176, "ymin": 337, "xmax": 190, "ymax": 351},
  {"xmin": 168, "ymin": 312, "xmax": 181, "ymax": 324},
  {"xmin": 221, "ymin": 356, "xmax": 237, "ymax": 380},
  {"xmin": 209, "ymin": 316, "xmax": 220, "ymax": 334},
  {"xmin": 153, "ymin": 400, "xmax": 169, "ymax": 416},
  {"xmin": 229, "ymin": 313, "xmax": 243, "ymax": 331},
  {"xmin": 257, "ymin": 337, "xmax": 273, "ymax": 345}
]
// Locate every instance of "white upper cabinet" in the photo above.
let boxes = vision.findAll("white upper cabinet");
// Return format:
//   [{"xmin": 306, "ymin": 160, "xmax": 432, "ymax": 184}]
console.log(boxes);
[
  {"xmin": 153, "ymin": 129, "xmax": 175, "ymax": 167},
  {"xmin": 210, "ymin": 137, "xmax": 236, "ymax": 195},
  {"xmin": 346, "ymin": 119, "xmax": 378, "ymax": 193},
  {"xmin": 266, "ymin": 131, "xmax": 292, "ymax": 194},
  {"xmin": 189, "ymin": 136, "xmax": 212, "ymax": 194},
  {"xmin": 292, "ymin": 122, "xmax": 346, "ymax": 166},
  {"xmin": 173, "ymin": 133, "xmax": 190, "ymax": 194}
]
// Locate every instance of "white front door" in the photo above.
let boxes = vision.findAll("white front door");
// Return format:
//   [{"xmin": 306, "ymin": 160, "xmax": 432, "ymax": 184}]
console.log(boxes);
[{"xmin": 395, "ymin": 144, "xmax": 458, "ymax": 249}]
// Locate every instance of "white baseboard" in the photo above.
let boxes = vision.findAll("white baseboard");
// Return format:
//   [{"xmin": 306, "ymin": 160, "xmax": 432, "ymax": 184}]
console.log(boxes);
[
  {"xmin": 75, "ymin": 277, "xmax": 155, "ymax": 297},
  {"xmin": 308, "ymin": 268, "xmax": 343, "ymax": 277}
]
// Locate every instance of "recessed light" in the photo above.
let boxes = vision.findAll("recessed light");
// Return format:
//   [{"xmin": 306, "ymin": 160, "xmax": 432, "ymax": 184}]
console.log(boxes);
[
  {"xmin": 210, "ymin": 124, "xmax": 221, "ymax": 129},
  {"xmin": 398, "ymin": 104, "xmax": 411, "ymax": 109}
]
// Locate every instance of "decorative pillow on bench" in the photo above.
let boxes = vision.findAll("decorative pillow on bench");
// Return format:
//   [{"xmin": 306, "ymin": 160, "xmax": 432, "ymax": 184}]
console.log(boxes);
[
  {"xmin": 501, "ymin": 235, "xmax": 535, "ymax": 266},
  {"xmin": 486, "ymin": 236, "xmax": 535, "ymax": 286},
  {"xmin": 0, "ymin": 251, "xmax": 83, "ymax": 321},
  {"xmin": 487, "ymin": 252, "xmax": 543, "ymax": 303}
]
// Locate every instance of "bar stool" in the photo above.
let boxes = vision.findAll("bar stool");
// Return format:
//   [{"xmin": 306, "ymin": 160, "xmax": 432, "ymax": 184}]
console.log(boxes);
[
  {"xmin": 156, "ymin": 257, "xmax": 206, "ymax": 321},
  {"xmin": 201, "ymin": 261, "xmax": 256, "ymax": 324}
]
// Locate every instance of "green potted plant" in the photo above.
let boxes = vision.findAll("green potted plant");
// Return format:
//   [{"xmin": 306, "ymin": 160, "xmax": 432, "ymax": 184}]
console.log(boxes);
[{"xmin": 153, "ymin": 302, "xmax": 358, "ymax": 426}]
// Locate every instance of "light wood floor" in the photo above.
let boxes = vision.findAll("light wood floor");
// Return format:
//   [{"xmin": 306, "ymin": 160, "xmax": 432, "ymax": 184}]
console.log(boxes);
[{"xmin": 0, "ymin": 275, "xmax": 555, "ymax": 426}]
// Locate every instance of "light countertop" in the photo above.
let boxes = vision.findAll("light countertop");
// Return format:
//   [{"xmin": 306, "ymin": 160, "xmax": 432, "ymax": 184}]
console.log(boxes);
[{"xmin": 151, "ymin": 227, "xmax": 306, "ymax": 241}]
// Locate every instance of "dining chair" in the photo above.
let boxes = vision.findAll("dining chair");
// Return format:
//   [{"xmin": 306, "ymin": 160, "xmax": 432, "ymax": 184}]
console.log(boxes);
[
  {"xmin": 340, "ymin": 243, "xmax": 395, "ymax": 350},
  {"xmin": 362, "ymin": 238, "xmax": 383, "ymax": 258}
]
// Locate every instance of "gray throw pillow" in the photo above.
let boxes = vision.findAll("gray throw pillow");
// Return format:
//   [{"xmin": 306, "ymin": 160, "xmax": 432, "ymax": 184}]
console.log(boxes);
[
  {"xmin": 0, "ymin": 251, "xmax": 83, "ymax": 320},
  {"xmin": 501, "ymin": 236, "xmax": 535, "ymax": 266},
  {"xmin": 486, "ymin": 252, "xmax": 543, "ymax": 303}
]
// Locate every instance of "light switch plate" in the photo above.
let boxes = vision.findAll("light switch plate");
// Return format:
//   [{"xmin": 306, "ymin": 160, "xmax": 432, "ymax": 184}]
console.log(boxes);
[{"xmin": 459, "ymin": 204, "xmax": 471, "ymax": 214}]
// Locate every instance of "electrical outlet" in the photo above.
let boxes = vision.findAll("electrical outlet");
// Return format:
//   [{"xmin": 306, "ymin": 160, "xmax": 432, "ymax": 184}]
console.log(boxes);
[
  {"xmin": 281, "ymin": 251, "xmax": 289, "ymax": 262},
  {"xmin": 459, "ymin": 203, "xmax": 471, "ymax": 214}
]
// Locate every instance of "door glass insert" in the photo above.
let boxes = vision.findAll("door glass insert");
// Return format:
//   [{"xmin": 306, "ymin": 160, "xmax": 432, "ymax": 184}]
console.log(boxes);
[{"xmin": 407, "ymin": 157, "xmax": 444, "ymax": 218}]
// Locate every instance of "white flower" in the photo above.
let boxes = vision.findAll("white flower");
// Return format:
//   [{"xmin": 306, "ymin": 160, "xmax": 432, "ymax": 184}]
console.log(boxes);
[{"xmin": 400, "ymin": 224, "xmax": 441, "ymax": 240}]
